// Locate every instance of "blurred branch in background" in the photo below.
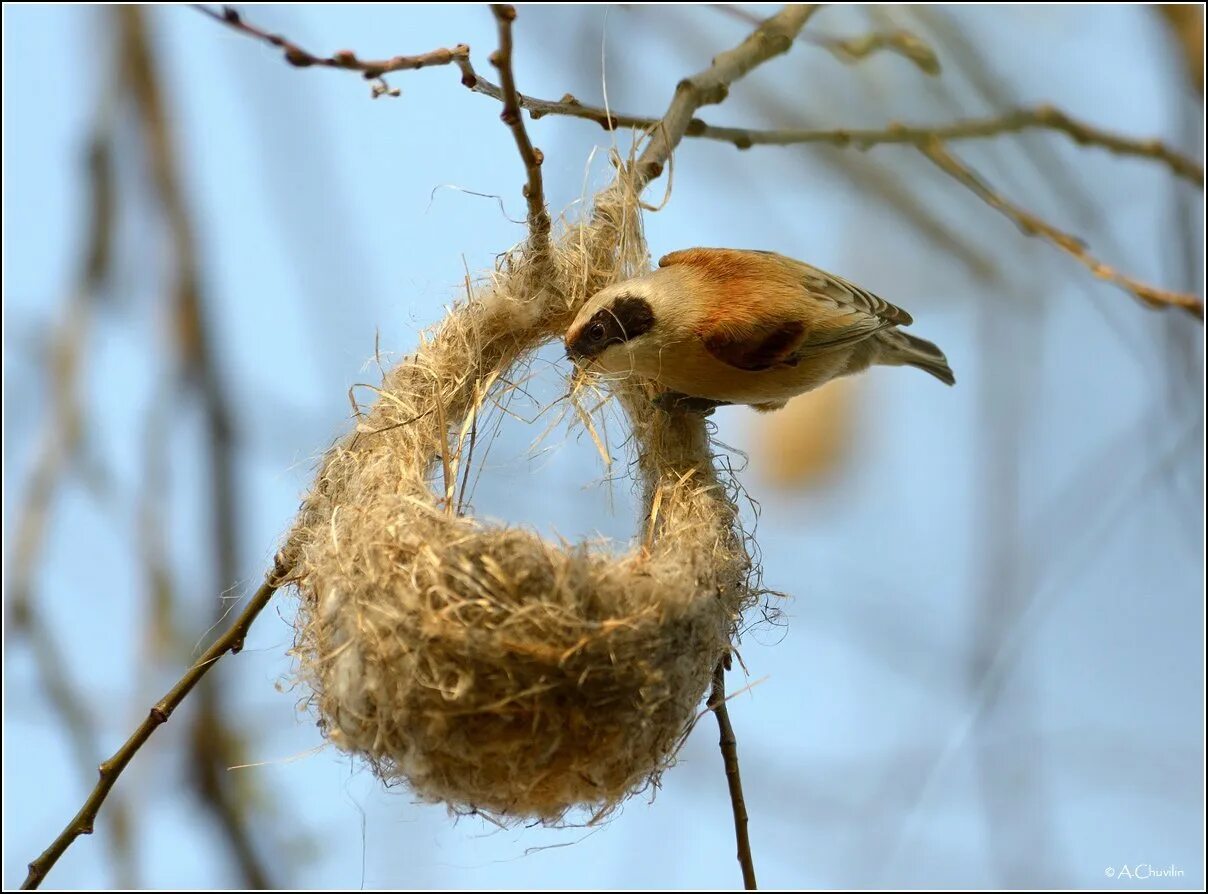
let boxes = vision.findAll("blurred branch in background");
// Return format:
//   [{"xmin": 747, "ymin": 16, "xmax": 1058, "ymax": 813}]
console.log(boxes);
[
  {"xmin": 815, "ymin": 29, "xmax": 940, "ymax": 76},
  {"xmin": 116, "ymin": 6, "xmax": 276, "ymax": 888},
  {"xmin": 919, "ymin": 137, "xmax": 1203, "ymax": 318},
  {"xmin": 968, "ymin": 286, "xmax": 1060, "ymax": 886},
  {"xmin": 8, "ymin": 3, "xmax": 1204, "ymax": 889},
  {"xmin": 713, "ymin": 4, "xmax": 941, "ymax": 75},
  {"xmin": 4, "ymin": 88, "xmax": 138, "ymax": 887},
  {"xmin": 1157, "ymin": 4, "xmax": 1204, "ymax": 94}
]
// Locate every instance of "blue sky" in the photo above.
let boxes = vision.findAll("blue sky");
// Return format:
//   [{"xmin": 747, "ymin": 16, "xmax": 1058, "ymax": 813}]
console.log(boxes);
[{"xmin": 4, "ymin": 4, "xmax": 1204, "ymax": 889}]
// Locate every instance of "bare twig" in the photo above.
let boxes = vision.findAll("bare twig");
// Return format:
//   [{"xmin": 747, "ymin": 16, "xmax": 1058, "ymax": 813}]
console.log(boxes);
[
  {"xmin": 710, "ymin": 659, "xmax": 757, "ymax": 890},
  {"xmin": 194, "ymin": 3, "xmax": 468, "ymax": 95},
  {"xmin": 488, "ymin": 4, "xmax": 551, "ymax": 251},
  {"xmin": 919, "ymin": 137, "xmax": 1204, "ymax": 319},
  {"xmin": 532, "ymin": 99, "xmax": 1201, "ymax": 188},
  {"xmin": 204, "ymin": 1, "xmax": 814, "ymax": 187},
  {"xmin": 686, "ymin": 106, "xmax": 1203, "ymax": 186},
  {"xmin": 21, "ymin": 566, "xmax": 286, "ymax": 890},
  {"xmin": 196, "ymin": 6, "xmax": 1202, "ymax": 191}
]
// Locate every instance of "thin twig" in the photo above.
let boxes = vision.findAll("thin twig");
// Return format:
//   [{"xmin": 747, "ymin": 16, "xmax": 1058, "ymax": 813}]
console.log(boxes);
[
  {"xmin": 683, "ymin": 105, "xmax": 1204, "ymax": 186},
  {"xmin": 489, "ymin": 4, "xmax": 551, "ymax": 252},
  {"xmin": 193, "ymin": 4, "xmax": 468, "ymax": 88},
  {"xmin": 196, "ymin": 6, "xmax": 1203, "ymax": 190},
  {"xmin": 710, "ymin": 659, "xmax": 757, "ymax": 890},
  {"xmin": 919, "ymin": 137, "xmax": 1204, "ymax": 319},
  {"xmin": 531, "ymin": 98, "xmax": 1202, "ymax": 188},
  {"xmin": 21, "ymin": 566, "xmax": 286, "ymax": 890}
]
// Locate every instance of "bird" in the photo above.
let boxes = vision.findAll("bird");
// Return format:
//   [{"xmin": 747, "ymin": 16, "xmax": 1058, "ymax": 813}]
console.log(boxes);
[{"xmin": 564, "ymin": 247, "xmax": 954, "ymax": 413}]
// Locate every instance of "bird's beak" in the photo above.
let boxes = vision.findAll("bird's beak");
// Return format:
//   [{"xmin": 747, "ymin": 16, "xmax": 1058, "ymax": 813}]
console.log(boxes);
[{"xmin": 564, "ymin": 332, "xmax": 591, "ymax": 364}]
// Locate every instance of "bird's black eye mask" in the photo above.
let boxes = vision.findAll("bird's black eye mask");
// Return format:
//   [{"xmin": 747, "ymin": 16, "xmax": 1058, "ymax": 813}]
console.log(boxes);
[{"xmin": 568, "ymin": 295, "xmax": 655, "ymax": 360}]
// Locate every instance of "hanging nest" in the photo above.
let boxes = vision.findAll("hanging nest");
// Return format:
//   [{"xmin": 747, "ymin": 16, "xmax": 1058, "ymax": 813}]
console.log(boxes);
[{"xmin": 282, "ymin": 172, "xmax": 759, "ymax": 822}]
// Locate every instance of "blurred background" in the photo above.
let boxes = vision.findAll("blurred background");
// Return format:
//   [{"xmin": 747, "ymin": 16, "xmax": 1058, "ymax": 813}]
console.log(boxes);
[{"xmin": 3, "ymin": 4, "xmax": 1204, "ymax": 889}]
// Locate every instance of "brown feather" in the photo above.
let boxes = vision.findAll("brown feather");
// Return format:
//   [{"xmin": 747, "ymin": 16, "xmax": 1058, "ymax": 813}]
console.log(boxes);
[
  {"xmin": 660, "ymin": 247, "xmax": 908, "ymax": 372},
  {"xmin": 703, "ymin": 319, "xmax": 806, "ymax": 371},
  {"xmin": 660, "ymin": 247, "xmax": 911, "ymax": 327}
]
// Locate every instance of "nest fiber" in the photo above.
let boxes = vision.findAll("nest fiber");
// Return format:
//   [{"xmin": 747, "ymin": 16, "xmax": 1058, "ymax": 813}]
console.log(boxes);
[{"xmin": 284, "ymin": 177, "xmax": 757, "ymax": 821}]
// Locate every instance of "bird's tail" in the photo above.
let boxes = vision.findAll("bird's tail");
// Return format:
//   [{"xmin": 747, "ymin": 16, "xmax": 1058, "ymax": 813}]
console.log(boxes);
[{"xmin": 878, "ymin": 330, "xmax": 955, "ymax": 386}]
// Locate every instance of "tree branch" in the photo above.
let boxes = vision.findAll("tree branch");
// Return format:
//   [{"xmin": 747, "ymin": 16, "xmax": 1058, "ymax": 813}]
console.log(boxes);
[
  {"xmin": 710, "ymin": 659, "xmax": 757, "ymax": 890},
  {"xmin": 632, "ymin": 4, "xmax": 822, "ymax": 187},
  {"xmin": 193, "ymin": 4, "xmax": 468, "ymax": 88},
  {"xmin": 919, "ymin": 137, "xmax": 1204, "ymax": 319},
  {"xmin": 196, "ymin": 6, "xmax": 1202, "ymax": 191},
  {"xmin": 684, "ymin": 105, "xmax": 1204, "ymax": 186},
  {"xmin": 21, "ymin": 565, "xmax": 287, "ymax": 890},
  {"xmin": 488, "ymin": 4, "xmax": 551, "ymax": 253},
  {"xmin": 523, "ymin": 97, "xmax": 1203, "ymax": 188}
]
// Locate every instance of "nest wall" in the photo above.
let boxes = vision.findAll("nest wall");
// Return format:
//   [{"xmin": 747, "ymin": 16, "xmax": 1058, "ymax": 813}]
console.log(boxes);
[{"xmin": 283, "ymin": 179, "xmax": 758, "ymax": 821}]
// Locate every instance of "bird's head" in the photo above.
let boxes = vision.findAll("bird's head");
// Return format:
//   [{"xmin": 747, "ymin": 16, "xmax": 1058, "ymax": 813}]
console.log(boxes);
[{"xmin": 563, "ymin": 277, "xmax": 661, "ymax": 367}]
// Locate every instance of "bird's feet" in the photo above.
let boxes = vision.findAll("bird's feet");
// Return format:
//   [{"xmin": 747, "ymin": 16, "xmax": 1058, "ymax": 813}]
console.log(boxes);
[{"xmin": 651, "ymin": 392, "xmax": 731, "ymax": 416}]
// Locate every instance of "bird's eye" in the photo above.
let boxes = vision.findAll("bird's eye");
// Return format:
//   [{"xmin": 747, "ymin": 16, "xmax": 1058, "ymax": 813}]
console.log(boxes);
[{"xmin": 588, "ymin": 321, "xmax": 607, "ymax": 342}]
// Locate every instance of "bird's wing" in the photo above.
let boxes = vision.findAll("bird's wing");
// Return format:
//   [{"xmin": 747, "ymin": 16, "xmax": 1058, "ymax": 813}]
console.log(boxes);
[
  {"xmin": 778, "ymin": 255, "xmax": 913, "ymax": 328},
  {"xmin": 658, "ymin": 248, "xmax": 910, "ymax": 372}
]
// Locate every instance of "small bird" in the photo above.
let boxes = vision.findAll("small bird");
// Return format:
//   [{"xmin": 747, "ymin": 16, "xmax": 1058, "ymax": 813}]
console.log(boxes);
[{"xmin": 564, "ymin": 247, "xmax": 954, "ymax": 413}]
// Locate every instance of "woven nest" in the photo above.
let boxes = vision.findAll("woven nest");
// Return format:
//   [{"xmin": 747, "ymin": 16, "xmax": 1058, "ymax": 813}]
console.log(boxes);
[{"xmin": 283, "ymin": 173, "xmax": 758, "ymax": 822}]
